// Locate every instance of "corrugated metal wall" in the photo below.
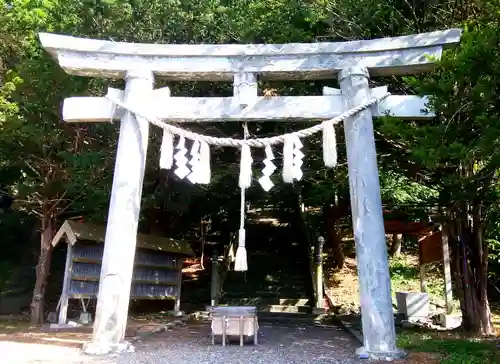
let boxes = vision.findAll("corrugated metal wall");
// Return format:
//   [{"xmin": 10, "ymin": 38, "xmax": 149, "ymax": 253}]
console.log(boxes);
[{"xmin": 68, "ymin": 242, "xmax": 180, "ymax": 300}]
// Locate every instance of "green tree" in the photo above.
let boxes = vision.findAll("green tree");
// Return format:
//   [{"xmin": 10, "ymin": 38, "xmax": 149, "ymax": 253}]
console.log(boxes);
[
  {"xmin": 379, "ymin": 14, "xmax": 500, "ymax": 333},
  {"xmin": 0, "ymin": 0, "xmax": 117, "ymax": 323}
]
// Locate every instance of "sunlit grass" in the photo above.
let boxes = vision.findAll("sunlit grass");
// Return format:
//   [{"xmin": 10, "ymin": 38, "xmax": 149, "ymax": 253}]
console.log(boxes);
[
  {"xmin": 397, "ymin": 330, "xmax": 498, "ymax": 364},
  {"xmin": 389, "ymin": 254, "xmax": 461, "ymax": 311}
]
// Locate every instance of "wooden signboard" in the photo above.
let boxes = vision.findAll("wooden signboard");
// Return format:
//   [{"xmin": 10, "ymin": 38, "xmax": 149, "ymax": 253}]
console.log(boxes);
[
  {"xmin": 418, "ymin": 230, "xmax": 443, "ymax": 265},
  {"xmin": 51, "ymin": 220, "xmax": 193, "ymax": 325},
  {"xmin": 69, "ymin": 243, "xmax": 181, "ymax": 300}
]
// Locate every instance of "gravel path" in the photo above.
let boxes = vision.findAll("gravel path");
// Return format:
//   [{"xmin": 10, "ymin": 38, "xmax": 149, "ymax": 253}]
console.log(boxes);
[
  {"xmin": 118, "ymin": 322, "xmax": 364, "ymax": 364},
  {"xmin": 0, "ymin": 321, "xmax": 363, "ymax": 363}
]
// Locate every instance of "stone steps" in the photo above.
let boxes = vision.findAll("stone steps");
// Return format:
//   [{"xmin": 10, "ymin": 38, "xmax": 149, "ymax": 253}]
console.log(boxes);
[
  {"xmin": 264, "ymin": 304, "xmax": 311, "ymax": 314},
  {"xmin": 222, "ymin": 289, "xmax": 306, "ymax": 300},
  {"xmin": 257, "ymin": 311, "xmax": 320, "ymax": 325},
  {"xmin": 219, "ymin": 223, "xmax": 313, "ymax": 318},
  {"xmin": 219, "ymin": 297, "xmax": 311, "ymax": 306}
]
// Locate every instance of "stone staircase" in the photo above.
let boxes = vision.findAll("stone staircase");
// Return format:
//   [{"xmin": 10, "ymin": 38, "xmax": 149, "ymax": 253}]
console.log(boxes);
[{"xmin": 219, "ymin": 222, "xmax": 314, "ymax": 317}]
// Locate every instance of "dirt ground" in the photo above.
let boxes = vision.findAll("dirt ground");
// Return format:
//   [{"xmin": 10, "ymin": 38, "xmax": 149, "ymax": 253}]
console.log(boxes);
[
  {"xmin": 0, "ymin": 318, "xmax": 364, "ymax": 364},
  {"xmin": 0, "ymin": 316, "xmax": 451, "ymax": 364}
]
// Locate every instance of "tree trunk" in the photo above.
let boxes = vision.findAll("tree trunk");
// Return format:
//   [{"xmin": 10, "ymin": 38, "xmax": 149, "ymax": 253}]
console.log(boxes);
[
  {"xmin": 290, "ymin": 190, "xmax": 316, "ymax": 305},
  {"xmin": 390, "ymin": 233, "xmax": 402, "ymax": 257},
  {"xmin": 448, "ymin": 212, "xmax": 495, "ymax": 335},
  {"xmin": 324, "ymin": 206, "xmax": 345, "ymax": 269},
  {"xmin": 323, "ymin": 199, "xmax": 349, "ymax": 269},
  {"xmin": 30, "ymin": 208, "xmax": 55, "ymax": 325}
]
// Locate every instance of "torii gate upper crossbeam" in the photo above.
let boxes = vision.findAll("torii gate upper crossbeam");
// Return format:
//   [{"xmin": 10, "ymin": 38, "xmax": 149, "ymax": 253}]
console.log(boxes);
[{"xmin": 39, "ymin": 29, "xmax": 461, "ymax": 80}]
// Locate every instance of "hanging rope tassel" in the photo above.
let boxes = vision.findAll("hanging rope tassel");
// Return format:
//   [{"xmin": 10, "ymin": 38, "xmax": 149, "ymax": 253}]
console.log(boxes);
[
  {"xmin": 234, "ymin": 226, "xmax": 248, "ymax": 271},
  {"xmin": 159, "ymin": 130, "xmax": 174, "ymax": 170},
  {"xmin": 235, "ymin": 123, "xmax": 251, "ymax": 271},
  {"xmin": 322, "ymin": 120, "xmax": 337, "ymax": 168}
]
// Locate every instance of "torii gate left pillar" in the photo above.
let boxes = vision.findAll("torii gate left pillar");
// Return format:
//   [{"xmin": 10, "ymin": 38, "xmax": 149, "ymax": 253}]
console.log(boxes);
[
  {"xmin": 82, "ymin": 70, "xmax": 153, "ymax": 354},
  {"xmin": 39, "ymin": 29, "xmax": 461, "ymax": 357}
]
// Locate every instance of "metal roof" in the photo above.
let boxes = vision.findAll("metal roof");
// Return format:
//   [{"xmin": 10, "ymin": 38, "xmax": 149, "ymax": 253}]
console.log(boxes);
[{"xmin": 51, "ymin": 219, "xmax": 194, "ymax": 256}]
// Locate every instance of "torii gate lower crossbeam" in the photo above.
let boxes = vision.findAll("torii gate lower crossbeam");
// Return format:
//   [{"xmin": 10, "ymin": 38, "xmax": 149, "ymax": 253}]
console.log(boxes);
[{"xmin": 39, "ymin": 29, "xmax": 461, "ymax": 359}]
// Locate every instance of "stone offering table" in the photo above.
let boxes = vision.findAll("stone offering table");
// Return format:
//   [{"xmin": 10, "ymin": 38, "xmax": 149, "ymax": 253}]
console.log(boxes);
[{"xmin": 210, "ymin": 306, "xmax": 258, "ymax": 347}]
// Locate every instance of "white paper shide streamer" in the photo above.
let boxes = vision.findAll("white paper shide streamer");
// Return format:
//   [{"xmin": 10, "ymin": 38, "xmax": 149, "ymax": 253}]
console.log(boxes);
[
  {"xmin": 187, "ymin": 140, "xmax": 201, "ymax": 184},
  {"xmin": 282, "ymin": 135, "xmax": 304, "ymax": 183},
  {"xmin": 292, "ymin": 136, "xmax": 304, "ymax": 180},
  {"xmin": 159, "ymin": 130, "xmax": 174, "ymax": 170},
  {"xmin": 174, "ymin": 136, "xmax": 190, "ymax": 179},
  {"xmin": 282, "ymin": 136, "xmax": 294, "ymax": 183},
  {"xmin": 258, "ymin": 145, "xmax": 276, "ymax": 191},
  {"xmin": 167, "ymin": 136, "xmax": 211, "ymax": 184}
]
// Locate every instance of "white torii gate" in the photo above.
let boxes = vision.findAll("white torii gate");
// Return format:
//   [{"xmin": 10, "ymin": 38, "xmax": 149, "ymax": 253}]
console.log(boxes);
[{"xmin": 39, "ymin": 29, "xmax": 461, "ymax": 358}]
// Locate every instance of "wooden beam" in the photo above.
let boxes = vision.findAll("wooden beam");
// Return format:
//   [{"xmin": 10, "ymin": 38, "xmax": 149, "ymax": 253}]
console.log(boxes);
[
  {"xmin": 420, "ymin": 264, "xmax": 427, "ymax": 293},
  {"xmin": 324, "ymin": 86, "xmax": 432, "ymax": 119},
  {"xmin": 51, "ymin": 220, "xmax": 78, "ymax": 247},
  {"xmin": 63, "ymin": 88, "xmax": 433, "ymax": 123},
  {"xmin": 441, "ymin": 227, "xmax": 453, "ymax": 314},
  {"xmin": 58, "ymin": 242, "xmax": 74, "ymax": 325},
  {"xmin": 174, "ymin": 257, "xmax": 183, "ymax": 314},
  {"xmin": 39, "ymin": 29, "xmax": 462, "ymax": 81}
]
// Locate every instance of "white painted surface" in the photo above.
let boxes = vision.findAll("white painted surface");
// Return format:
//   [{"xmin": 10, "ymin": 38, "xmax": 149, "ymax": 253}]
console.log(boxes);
[
  {"xmin": 339, "ymin": 67, "xmax": 399, "ymax": 357},
  {"xmin": 233, "ymin": 72, "xmax": 258, "ymax": 108},
  {"xmin": 39, "ymin": 29, "xmax": 461, "ymax": 56},
  {"xmin": 63, "ymin": 92, "xmax": 432, "ymax": 123},
  {"xmin": 39, "ymin": 29, "xmax": 461, "ymax": 80},
  {"xmin": 58, "ymin": 243, "xmax": 73, "ymax": 325},
  {"xmin": 395, "ymin": 292, "xmax": 430, "ymax": 318},
  {"xmin": 86, "ymin": 70, "xmax": 154, "ymax": 354}
]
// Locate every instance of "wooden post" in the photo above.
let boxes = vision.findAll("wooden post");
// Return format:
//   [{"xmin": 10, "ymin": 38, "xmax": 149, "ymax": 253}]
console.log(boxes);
[
  {"xmin": 239, "ymin": 316, "xmax": 244, "ymax": 347},
  {"xmin": 419, "ymin": 264, "xmax": 427, "ymax": 293},
  {"xmin": 174, "ymin": 256, "xmax": 184, "ymax": 314},
  {"xmin": 441, "ymin": 226, "xmax": 453, "ymax": 314},
  {"xmin": 83, "ymin": 69, "xmax": 154, "ymax": 355},
  {"xmin": 390, "ymin": 233, "xmax": 402, "ymax": 257},
  {"xmin": 222, "ymin": 315, "xmax": 227, "ymax": 347},
  {"xmin": 211, "ymin": 251, "xmax": 220, "ymax": 307},
  {"xmin": 316, "ymin": 236, "xmax": 325, "ymax": 309},
  {"xmin": 58, "ymin": 242, "xmax": 73, "ymax": 325},
  {"xmin": 339, "ymin": 67, "xmax": 402, "ymax": 359}
]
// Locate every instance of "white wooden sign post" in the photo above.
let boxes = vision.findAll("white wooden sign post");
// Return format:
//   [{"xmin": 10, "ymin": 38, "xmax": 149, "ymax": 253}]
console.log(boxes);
[{"xmin": 39, "ymin": 29, "xmax": 461, "ymax": 358}]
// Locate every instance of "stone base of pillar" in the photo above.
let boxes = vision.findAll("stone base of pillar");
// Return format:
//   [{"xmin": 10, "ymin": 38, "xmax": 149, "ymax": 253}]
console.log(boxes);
[
  {"xmin": 356, "ymin": 346, "xmax": 406, "ymax": 360},
  {"xmin": 82, "ymin": 340, "xmax": 135, "ymax": 356}
]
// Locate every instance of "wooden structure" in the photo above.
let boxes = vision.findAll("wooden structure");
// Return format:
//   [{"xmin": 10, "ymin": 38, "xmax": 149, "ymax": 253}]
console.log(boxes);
[
  {"xmin": 51, "ymin": 220, "xmax": 194, "ymax": 325},
  {"xmin": 418, "ymin": 226, "xmax": 453, "ymax": 314},
  {"xmin": 39, "ymin": 29, "xmax": 461, "ymax": 358},
  {"xmin": 211, "ymin": 306, "xmax": 258, "ymax": 347}
]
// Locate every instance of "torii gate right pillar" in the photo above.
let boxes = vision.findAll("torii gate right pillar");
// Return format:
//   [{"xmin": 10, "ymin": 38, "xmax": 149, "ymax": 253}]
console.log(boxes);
[{"xmin": 340, "ymin": 67, "xmax": 403, "ymax": 359}]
